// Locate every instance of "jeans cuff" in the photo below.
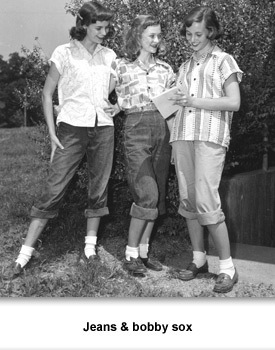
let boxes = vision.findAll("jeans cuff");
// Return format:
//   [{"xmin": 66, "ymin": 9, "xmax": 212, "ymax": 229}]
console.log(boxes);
[
  {"xmin": 84, "ymin": 207, "xmax": 109, "ymax": 218},
  {"xmin": 30, "ymin": 206, "xmax": 58, "ymax": 219},
  {"xmin": 178, "ymin": 205, "xmax": 197, "ymax": 220},
  {"xmin": 130, "ymin": 203, "xmax": 158, "ymax": 220},
  {"xmin": 198, "ymin": 209, "xmax": 225, "ymax": 226}
]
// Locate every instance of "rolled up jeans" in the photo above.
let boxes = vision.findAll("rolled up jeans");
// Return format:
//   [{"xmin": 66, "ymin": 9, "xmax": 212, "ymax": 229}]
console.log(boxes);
[
  {"xmin": 31, "ymin": 122, "xmax": 114, "ymax": 219},
  {"xmin": 123, "ymin": 110, "xmax": 171, "ymax": 221}
]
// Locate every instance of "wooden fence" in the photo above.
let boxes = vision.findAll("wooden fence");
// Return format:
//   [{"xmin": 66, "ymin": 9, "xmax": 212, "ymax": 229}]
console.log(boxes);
[{"xmin": 219, "ymin": 167, "xmax": 275, "ymax": 247}]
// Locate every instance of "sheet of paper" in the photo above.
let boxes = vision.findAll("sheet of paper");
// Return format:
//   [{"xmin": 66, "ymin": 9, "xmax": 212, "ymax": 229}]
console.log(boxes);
[{"xmin": 152, "ymin": 87, "xmax": 182, "ymax": 119}]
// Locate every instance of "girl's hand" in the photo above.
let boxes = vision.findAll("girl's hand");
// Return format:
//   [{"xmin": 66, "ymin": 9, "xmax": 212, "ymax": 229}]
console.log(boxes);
[
  {"xmin": 169, "ymin": 91, "xmax": 193, "ymax": 107},
  {"xmin": 49, "ymin": 135, "xmax": 64, "ymax": 163},
  {"xmin": 103, "ymin": 99, "xmax": 120, "ymax": 117}
]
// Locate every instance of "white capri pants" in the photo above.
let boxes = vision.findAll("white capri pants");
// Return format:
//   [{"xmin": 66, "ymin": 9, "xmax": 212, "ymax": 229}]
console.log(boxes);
[{"xmin": 172, "ymin": 140, "xmax": 226, "ymax": 226}]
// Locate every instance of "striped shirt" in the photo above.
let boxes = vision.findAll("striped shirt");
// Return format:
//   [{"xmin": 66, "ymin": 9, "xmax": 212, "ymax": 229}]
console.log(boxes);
[
  {"xmin": 170, "ymin": 46, "xmax": 243, "ymax": 148},
  {"xmin": 50, "ymin": 40, "xmax": 116, "ymax": 127},
  {"xmin": 112, "ymin": 58, "xmax": 175, "ymax": 113}
]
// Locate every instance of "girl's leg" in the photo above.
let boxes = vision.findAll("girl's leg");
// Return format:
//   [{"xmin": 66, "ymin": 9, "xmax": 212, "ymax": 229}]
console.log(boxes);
[
  {"xmin": 186, "ymin": 218, "xmax": 204, "ymax": 252},
  {"xmin": 14, "ymin": 218, "xmax": 48, "ymax": 270},
  {"xmin": 24, "ymin": 218, "xmax": 49, "ymax": 247},
  {"xmin": 123, "ymin": 112, "xmax": 160, "ymax": 275},
  {"xmin": 128, "ymin": 217, "xmax": 147, "ymax": 248},
  {"xmin": 209, "ymin": 220, "xmax": 237, "ymax": 293},
  {"xmin": 124, "ymin": 217, "xmax": 147, "ymax": 275},
  {"xmin": 194, "ymin": 141, "xmax": 237, "ymax": 291},
  {"xmin": 207, "ymin": 221, "xmax": 230, "ymax": 260},
  {"xmin": 172, "ymin": 141, "xmax": 208, "ymax": 280},
  {"xmin": 176, "ymin": 218, "xmax": 208, "ymax": 281},
  {"xmin": 82, "ymin": 125, "xmax": 114, "ymax": 263},
  {"xmin": 10, "ymin": 123, "xmax": 87, "ymax": 275},
  {"xmin": 83, "ymin": 217, "xmax": 101, "ymax": 260},
  {"xmin": 139, "ymin": 220, "xmax": 162, "ymax": 271}
]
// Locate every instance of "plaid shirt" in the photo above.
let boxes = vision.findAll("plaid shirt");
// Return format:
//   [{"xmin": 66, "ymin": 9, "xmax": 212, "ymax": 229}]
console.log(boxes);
[
  {"xmin": 50, "ymin": 40, "xmax": 116, "ymax": 127},
  {"xmin": 113, "ymin": 58, "xmax": 175, "ymax": 112},
  {"xmin": 170, "ymin": 46, "xmax": 243, "ymax": 148}
]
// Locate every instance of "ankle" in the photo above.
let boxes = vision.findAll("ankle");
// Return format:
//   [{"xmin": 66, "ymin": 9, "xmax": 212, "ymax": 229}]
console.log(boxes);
[
  {"xmin": 192, "ymin": 250, "xmax": 207, "ymax": 268},
  {"xmin": 15, "ymin": 245, "xmax": 35, "ymax": 268},
  {"xmin": 125, "ymin": 245, "xmax": 139, "ymax": 261}
]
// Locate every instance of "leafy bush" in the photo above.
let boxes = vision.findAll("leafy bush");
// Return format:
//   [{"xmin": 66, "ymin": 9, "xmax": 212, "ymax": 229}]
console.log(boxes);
[{"xmin": 14, "ymin": 46, "xmax": 51, "ymax": 126}]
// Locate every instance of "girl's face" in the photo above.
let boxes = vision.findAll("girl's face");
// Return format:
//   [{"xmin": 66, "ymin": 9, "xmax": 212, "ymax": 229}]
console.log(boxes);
[
  {"xmin": 140, "ymin": 24, "xmax": 162, "ymax": 55},
  {"xmin": 85, "ymin": 20, "xmax": 110, "ymax": 44},
  {"xmin": 186, "ymin": 20, "xmax": 212, "ymax": 55}
]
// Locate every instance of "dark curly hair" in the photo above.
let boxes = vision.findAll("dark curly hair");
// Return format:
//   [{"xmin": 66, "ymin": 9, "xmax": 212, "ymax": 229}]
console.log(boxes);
[
  {"xmin": 180, "ymin": 6, "xmax": 223, "ymax": 40},
  {"xmin": 123, "ymin": 15, "xmax": 165, "ymax": 62},
  {"xmin": 69, "ymin": 1, "xmax": 114, "ymax": 41}
]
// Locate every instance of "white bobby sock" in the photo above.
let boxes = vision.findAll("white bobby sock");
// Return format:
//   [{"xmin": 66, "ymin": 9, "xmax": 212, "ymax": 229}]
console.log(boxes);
[
  {"xmin": 192, "ymin": 251, "xmax": 207, "ymax": 268},
  {"xmin": 84, "ymin": 235, "xmax": 97, "ymax": 258},
  {"xmin": 219, "ymin": 257, "xmax": 235, "ymax": 278},
  {"xmin": 139, "ymin": 243, "xmax": 149, "ymax": 259},
  {"xmin": 15, "ymin": 245, "xmax": 35, "ymax": 268},
  {"xmin": 125, "ymin": 245, "xmax": 139, "ymax": 261}
]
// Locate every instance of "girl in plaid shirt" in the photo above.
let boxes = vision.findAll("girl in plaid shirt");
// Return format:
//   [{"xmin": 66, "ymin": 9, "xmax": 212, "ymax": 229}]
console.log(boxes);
[{"xmin": 110, "ymin": 15, "xmax": 175, "ymax": 276}]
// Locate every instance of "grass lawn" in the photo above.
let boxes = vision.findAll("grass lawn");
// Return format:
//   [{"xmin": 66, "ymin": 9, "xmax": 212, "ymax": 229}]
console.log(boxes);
[{"xmin": 0, "ymin": 127, "xmax": 275, "ymax": 297}]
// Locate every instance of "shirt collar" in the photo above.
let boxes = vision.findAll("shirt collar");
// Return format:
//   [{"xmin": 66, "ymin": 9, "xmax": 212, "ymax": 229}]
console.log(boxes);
[
  {"xmin": 134, "ymin": 57, "xmax": 169, "ymax": 70},
  {"xmin": 71, "ymin": 39, "xmax": 104, "ymax": 57}
]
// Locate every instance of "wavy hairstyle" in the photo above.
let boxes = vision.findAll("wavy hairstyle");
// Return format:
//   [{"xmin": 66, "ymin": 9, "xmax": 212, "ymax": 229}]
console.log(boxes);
[
  {"xmin": 70, "ymin": 1, "xmax": 114, "ymax": 41},
  {"xmin": 180, "ymin": 6, "xmax": 223, "ymax": 40},
  {"xmin": 123, "ymin": 15, "xmax": 165, "ymax": 62}
]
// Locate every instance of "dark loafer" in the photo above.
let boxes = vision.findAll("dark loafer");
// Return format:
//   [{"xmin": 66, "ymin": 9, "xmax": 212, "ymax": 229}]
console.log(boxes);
[
  {"xmin": 123, "ymin": 257, "xmax": 147, "ymax": 277},
  {"xmin": 3, "ymin": 262, "xmax": 23, "ymax": 280},
  {"xmin": 78, "ymin": 252, "xmax": 100, "ymax": 265},
  {"xmin": 213, "ymin": 269, "xmax": 238, "ymax": 293},
  {"xmin": 140, "ymin": 257, "xmax": 163, "ymax": 271},
  {"xmin": 177, "ymin": 261, "xmax": 208, "ymax": 281}
]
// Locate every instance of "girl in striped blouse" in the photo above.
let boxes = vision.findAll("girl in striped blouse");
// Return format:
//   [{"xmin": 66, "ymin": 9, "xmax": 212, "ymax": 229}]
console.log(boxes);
[{"xmin": 169, "ymin": 6, "xmax": 243, "ymax": 293}]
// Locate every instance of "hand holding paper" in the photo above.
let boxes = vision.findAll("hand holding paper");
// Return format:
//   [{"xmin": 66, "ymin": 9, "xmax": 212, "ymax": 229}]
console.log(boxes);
[{"xmin": 152, "ymin": 87, "xmax": 182, "ymax": 119}]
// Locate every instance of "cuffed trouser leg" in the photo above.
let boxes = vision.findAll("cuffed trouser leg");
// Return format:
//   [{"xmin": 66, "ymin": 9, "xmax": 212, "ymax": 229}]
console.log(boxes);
[
  {"xmin": 85, "ymin": 125, "xmax": 114, "ymax": 217},
  {"xmin": 172, "ymin": 140, "xmax": 226, "ymax": 225},
  {"xmin": 123, "ymin": 111, "xmax": 170, "ymax": 220}
]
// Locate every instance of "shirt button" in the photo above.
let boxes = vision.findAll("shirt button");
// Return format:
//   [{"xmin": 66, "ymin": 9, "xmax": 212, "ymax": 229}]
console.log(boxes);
[
  {"xmin": 194, "ymin": 78, "xmax": 196, "ymax": 81},
  {"xmin": 189, "ymin": 110, "xmax": 192, "ymax": 113},
  {"xmin": 197, "ymin": 63, "xmax": 200, "ymax": 66},
  {"xmin": 191, "ymin": 94, "xmax": 194, "ymax": 96}
]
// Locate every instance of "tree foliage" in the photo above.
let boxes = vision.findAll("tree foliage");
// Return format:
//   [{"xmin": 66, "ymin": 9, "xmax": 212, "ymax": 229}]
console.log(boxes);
[
  {"xmin": 0, "ymin": 53, "xmax": 26, "ymax": 127},
  {"xmin": 0, "ymin": 47, "xmax": 50, "ymax": 127}
]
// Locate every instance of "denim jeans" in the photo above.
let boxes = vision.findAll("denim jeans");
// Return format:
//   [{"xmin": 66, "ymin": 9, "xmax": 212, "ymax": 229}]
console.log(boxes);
[
  {"xmin": 31, "ymin": 122, "xmax": 114, "ymax": 219},
  {"xmin": 123, "ymin": 110, "xmax": 171, "ymax": 220}
]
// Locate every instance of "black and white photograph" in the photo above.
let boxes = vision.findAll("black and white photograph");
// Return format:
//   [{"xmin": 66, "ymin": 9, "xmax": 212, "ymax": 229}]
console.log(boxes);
[{"xmin": 0, "ymin": 0, "xmax": 274, "ymax": 349}]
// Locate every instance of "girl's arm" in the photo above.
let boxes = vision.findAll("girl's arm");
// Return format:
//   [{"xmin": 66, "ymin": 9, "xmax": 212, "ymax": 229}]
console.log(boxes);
[
  {"xmin": 42, "ymin": 62, "xmax": 64, "ymax": 161},
  {"xmin": 109, "ymin": 74, "xmax": 116, "ymax": 94},
  {"xmin": 171, "ymin": 73, "xmax": 241, "ymax": 112}
]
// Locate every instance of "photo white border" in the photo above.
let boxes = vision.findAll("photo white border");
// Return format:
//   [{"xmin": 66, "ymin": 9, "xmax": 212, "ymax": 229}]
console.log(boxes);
[{"xmin": 1, "ymin": 298, "xmax": 274, "ymax": 349}]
